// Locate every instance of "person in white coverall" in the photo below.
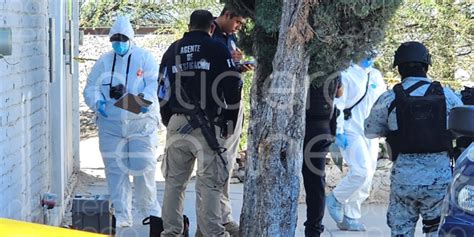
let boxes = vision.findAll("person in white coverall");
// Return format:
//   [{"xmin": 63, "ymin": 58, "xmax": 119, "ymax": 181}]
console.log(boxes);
[
  {"xmin": 83, "ymin": 16, "xmax": 162, "ymax": 232},
  {"xmin": 326, "ymin": 54, "xmax": 387, "ymax": 231}
]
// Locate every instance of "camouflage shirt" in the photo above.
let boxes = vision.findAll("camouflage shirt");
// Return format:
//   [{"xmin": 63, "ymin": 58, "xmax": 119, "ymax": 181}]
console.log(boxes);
[{"xmin": 364, "ymin": 77, "xmax": 463, "ymax": 185}]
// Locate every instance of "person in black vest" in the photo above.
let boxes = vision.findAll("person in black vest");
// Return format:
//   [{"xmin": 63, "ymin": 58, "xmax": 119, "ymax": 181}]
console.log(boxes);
[
  {"xmin": 365, "ymin": 41, "xmax": 463, "ymax": 237},
  {"xmin": 302, "ymin": 74, "xmax": 343, "ymax": 237},
  {"xmin": 158, "ymin": 10, "xmax": 242, "ymax": 237}
]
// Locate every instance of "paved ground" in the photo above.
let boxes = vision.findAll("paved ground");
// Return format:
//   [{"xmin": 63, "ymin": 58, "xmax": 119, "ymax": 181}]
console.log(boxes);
[{"xmin": 76, "ymin": 137, "xmax": 425, "ymax": 237}]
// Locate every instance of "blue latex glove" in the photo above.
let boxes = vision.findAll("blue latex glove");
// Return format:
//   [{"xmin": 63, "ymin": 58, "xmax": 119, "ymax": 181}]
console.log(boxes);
[
  {"xmin": 335, "ymin": 133, "xmax": 348, "ymax": 149},
  {"xmin": 96, "ymin": 100, "xmax": 108, "ymax": 117},
  {"xmin": 140, "ymin": 106, "xmax": 149, "ymax": 114}
]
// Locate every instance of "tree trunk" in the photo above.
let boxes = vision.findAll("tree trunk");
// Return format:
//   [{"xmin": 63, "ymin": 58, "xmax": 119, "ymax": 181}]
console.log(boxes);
[{"xmin": 240, "ymin": 1, "xmax": 313, "ymax": 236}]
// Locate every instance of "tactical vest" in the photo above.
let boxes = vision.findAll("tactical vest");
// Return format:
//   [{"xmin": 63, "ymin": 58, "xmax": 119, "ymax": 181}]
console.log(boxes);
[{"xmin": 387, "ymin": 81, "xmax": 452, "ymax": 156}]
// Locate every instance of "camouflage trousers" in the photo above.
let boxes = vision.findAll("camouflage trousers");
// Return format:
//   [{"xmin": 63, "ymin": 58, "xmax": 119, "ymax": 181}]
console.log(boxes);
[{"xmin": 387, "ymin": 183, "xmax": 449, "ymax": 237}]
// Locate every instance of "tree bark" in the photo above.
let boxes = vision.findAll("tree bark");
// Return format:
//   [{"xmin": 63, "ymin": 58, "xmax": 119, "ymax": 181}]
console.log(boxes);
[{"xmin": 240, "ymin": 1, "xmax": 312, "ymax": 236}]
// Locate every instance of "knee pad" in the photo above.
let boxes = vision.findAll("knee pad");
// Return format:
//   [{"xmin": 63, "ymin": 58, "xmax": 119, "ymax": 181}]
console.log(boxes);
[{"xmin": 422, "ymin": 217, "xmax": 441, "ymax": 233}]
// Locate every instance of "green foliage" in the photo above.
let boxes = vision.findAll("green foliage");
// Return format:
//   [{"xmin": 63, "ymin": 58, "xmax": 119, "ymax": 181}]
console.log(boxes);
[
  {"xmin": 79, "ymin": 0, "xmax": 173, "ymax": 28},
  {"xmin": 163, "ymin": 0, "xmax": 224, "ymax": 40},
  {"xmin": 226, "ymin": 0, "xmax": 281, "ymax": 79},
  {"xmin": 80, "ymin": 0, "xmax": 223, "ymax": 38},
  {"xmin": 253, "ymin": 1, "xmax": 282, "ymax": 34},
  {"xmin": 307, "ymin": 1, "xmax": 402, "ymax": 79},
  {"xmin": 377, "ymin": 2, "xmax": 473, "ymax": 89},
  {"xmin": 229, "ymin": 0, "xmax": 472, "ymax": 88},
  {"xmin": 238, "ymin": 70, "xmax": 254, "ymax": 151},
  {"xmin": 227, "ymin": 0, "xmax": 402, "ymax": 84}
]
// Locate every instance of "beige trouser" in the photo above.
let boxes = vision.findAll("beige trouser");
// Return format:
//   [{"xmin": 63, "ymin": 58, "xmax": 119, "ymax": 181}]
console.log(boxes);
[
  {"xmin": 161, "ymin": 114, "xmax": 229, "ymax": 237},
  {"xmin": 220, "ymin": 105, "xmax": 244, "ymax": 223}
]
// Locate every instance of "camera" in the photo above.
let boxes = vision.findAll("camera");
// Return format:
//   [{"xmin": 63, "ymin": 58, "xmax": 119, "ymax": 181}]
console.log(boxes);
[{"xmin": 109, "ymin": 84, "xmax": 125, "ymax": 100}]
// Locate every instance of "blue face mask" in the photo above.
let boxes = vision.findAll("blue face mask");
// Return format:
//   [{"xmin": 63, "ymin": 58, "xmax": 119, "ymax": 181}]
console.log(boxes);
[
  {"xmin": 112, "ymin": 41, "xmax": 130, "ymax": 55},
  {"xmin": 360, "ymin": 58, "xmax": 374, "ymax": 69}
]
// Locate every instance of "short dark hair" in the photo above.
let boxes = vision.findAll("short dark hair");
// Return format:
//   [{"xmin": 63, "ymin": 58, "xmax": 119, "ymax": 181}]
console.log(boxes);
[
  {"xmin": 219, "ymin": 7, "xmax": 242, "ymax": 18},
  {"xmin": 398, "ymin": 62, "xmax": 429, "ymax": 79},
  {"xmin": 189, "ymin": 10, "xmax": 214, "ymax": 31},
  {"xmin": 109, "ymin": 33, "xmax": 129, "ymax": 42}
]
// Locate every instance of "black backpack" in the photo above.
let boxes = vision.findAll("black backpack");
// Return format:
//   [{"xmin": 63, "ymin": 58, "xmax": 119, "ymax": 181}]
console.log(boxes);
[{"xmin": 387, "ymin": 81, "xmax": 452, "ymax": 156}]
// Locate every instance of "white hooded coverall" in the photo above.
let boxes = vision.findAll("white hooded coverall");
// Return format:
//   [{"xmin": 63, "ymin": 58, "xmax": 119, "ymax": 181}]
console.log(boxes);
[
  {"xmin": 83, "ymin": 16, "xmax": 161, "ymax": 226},
  {"xmin": 333, "ymin": 64, "xmax": 387, "ymax": 219}
]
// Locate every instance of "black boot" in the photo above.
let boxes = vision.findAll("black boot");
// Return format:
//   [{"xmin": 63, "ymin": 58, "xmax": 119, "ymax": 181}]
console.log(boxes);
[
  {"xmin": 182, "ymin": 215, "xmax": 190, "ymax": 237},
  {"xmin": 142, "ymin": 216, "xmax": 163, "ymax": 237},
  {"xmin": 304, "ymin": 223, "xmax": 324, "ymax": 237}
]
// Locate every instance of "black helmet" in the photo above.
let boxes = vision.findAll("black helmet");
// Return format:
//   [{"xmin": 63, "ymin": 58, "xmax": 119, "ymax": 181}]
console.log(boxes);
[{"xmin": 393, "ymin": 41, "xmax": 431, "ymax": 68}]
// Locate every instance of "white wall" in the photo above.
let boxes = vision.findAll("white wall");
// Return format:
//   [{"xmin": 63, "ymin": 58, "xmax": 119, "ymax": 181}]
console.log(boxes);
[
  {"xmin": 0, "ymin": 0, "xmax": 79, "ymax": 224},
  {"xmin": 0, "ymin": 0, "xmax": 51, "ymax": 223}
]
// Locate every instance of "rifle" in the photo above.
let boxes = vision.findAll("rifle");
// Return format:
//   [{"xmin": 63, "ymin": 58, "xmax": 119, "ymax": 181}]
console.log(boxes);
[{"xmin": 178, "ymin": 84, "xmax": 228, "ymax": 168}]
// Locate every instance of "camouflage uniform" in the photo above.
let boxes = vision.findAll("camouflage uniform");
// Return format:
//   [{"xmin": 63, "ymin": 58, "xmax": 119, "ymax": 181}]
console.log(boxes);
[{"xmin": 364, "ymin": 77, "xmax": 463, "ymax": 237}]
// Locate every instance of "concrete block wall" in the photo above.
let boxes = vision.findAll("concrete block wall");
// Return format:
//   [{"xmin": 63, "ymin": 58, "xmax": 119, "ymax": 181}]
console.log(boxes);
[{"xmin": 0, "ymin": 0, "xmax": 50, "ymax": 222}]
